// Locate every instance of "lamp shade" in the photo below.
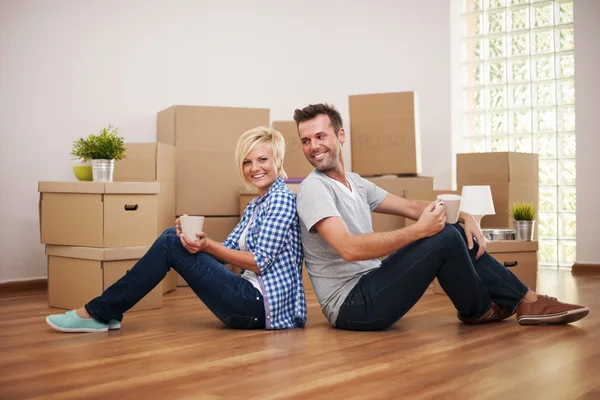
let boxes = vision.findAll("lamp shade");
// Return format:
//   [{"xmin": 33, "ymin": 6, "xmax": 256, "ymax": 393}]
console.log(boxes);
[{"xmin": 460, "ymin": 185, "xmax": 496, "ymax": 216}]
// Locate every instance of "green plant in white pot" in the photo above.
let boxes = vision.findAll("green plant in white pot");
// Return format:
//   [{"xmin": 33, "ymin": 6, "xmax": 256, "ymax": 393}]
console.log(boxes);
[
  {"xmin": 71, "ymin": 126, "xmax": 127, "ymax": 182},
  {"xmin": 510, "ymin": 202, "xmax": 537, "ymax": 241}
]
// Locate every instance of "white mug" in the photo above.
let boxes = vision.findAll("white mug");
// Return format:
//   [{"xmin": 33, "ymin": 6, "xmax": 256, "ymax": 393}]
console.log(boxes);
[
  {"xmin": 180, "ymin": 215, "xmax": 205, "ymax": 241},
  {"xmin": 437, "ymin": 194, "xmax": 462, "ymax": 224}
]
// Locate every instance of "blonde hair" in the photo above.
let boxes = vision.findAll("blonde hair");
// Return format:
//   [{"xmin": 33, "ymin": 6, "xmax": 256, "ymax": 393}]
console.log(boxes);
[{"xmin": 235, "ymin": 127, "xmax": 287, "ymax": 189}]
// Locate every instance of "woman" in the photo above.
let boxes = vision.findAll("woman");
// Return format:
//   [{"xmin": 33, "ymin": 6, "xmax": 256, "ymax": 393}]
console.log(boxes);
[{"xmin": 46, "ymin": 127, "xmax": 306, "ymax": 332}]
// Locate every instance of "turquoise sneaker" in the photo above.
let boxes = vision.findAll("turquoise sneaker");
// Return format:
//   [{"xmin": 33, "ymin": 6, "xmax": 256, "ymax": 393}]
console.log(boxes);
[
  {"xmin": 108, "ymin": 319, "xmax": 121, "ymax": 330},
  {"xmin": 46, "ymin": 310, "xmax": 108, "ymax": 333}
]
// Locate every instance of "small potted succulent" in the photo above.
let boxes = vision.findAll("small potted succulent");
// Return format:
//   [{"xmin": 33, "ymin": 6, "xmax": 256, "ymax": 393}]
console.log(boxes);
[
  {"xmin": 510, "ymin": 202, "xmax": 537, "ymax": 241},
  {"xmin": 71, "ymin": 126, "xmax": 126, "ymax": 182}
]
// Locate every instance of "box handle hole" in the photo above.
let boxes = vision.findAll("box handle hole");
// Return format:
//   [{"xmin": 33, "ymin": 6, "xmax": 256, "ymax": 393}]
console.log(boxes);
[
  {"xmin": 124, "ymin": 204, "xmax": 139, "ymax": 211},
  {"xmin": 503, "ymin": 261, "xmax": 518, "ymax": 268}
]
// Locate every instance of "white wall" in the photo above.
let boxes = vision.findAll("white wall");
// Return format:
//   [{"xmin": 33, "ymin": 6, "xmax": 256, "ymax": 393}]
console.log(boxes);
[
  {"xmin": 0, "ymin": 0, "xmax": 452, "ymax": 282},
  {"xmin": 574, "ymin": 0, "xmax": 600, "ymax": 265}
]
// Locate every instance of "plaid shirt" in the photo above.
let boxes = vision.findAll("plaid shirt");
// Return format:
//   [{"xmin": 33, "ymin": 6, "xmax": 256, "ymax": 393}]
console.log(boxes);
[{"xmin": 223, "ymin": 177, "xmax": 307, "ymax": 329}]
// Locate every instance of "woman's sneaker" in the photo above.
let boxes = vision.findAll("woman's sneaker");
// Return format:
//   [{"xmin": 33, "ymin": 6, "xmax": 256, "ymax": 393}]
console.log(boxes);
[
  {"xmin": 108, "ymin": 320, "xmax": 121, "ymax": 330},
  {"xmin": 517, "ymin": 295, "xmax": 589, "ymax": 325},
  {"xmin": 46, "ymin": 310, "xmax": 108, "ymax": 333}
]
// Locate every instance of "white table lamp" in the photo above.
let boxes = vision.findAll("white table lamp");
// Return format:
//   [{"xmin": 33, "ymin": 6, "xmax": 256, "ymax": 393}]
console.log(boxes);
[{"xmin": 460, "ymin": 185, "xmax": 496, "ymax": 227}]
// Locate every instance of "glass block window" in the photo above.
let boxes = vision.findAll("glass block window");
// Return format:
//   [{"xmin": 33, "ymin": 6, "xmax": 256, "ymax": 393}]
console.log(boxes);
[{"xmin": 462, "ymin": 0, "xmax": 575, "ymax": 268}]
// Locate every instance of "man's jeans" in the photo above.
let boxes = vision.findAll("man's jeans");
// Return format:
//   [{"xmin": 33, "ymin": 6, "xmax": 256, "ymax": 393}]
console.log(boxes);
[
  {"xmin": 335, "ymin": 224, "xmax": 529, "ymax": 331},
  {"xmin": 85, "ymin": 228, "xmax": 266, "ymax": 329}
]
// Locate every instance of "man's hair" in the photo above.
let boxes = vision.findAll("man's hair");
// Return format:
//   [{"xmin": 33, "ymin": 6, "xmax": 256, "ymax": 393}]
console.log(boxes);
[
  {"xmin": 235, "ymin": 126, "xmax": 287, "ymax": 190},
  {"xmin": 293, "ymin": 103, "xmax": 343, "ymax": 134}
]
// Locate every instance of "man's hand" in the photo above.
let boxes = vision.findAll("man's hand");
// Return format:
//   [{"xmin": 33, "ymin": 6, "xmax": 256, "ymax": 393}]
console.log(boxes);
[
  {"xmin": 180, "ymin": 231, "xmax": 208, "ymax": 254},
  {"xmin": 414, "ymin": 201, "xmax": 446, "ymax": 238},
  {"xmin": 462, "ymin": 213, "xmax": 486, "ymax": 259}
]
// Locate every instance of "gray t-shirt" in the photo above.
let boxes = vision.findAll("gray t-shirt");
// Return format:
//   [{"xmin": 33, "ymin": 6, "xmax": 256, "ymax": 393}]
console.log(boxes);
[{"xmin": 296, "ymin": 170, "xmax": 388, "ymax": 325}]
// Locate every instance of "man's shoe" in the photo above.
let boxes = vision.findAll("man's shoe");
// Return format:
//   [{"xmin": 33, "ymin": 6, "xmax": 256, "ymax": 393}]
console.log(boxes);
[
  {"xmin": 459, "ymin": 303, "xmax": 506, "ymax": 324},
  {"xmin": 517, "ymin": 295, "xmax": 589, "ymax": 325},
  {"xmin": 46, "ymin": 310, "xmax": 108, "ymax": 333}
]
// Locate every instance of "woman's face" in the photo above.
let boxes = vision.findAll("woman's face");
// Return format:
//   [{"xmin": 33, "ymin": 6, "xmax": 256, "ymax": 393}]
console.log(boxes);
[{"xmin": 243, "ymin": 143, "xmax": 278, "ymax": 196}]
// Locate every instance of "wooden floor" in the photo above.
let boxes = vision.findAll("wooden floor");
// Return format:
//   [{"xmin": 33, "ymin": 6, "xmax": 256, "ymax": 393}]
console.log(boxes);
[{"xmin": 1, "ymin": 269, "xmax": 599, "ymax": 400}]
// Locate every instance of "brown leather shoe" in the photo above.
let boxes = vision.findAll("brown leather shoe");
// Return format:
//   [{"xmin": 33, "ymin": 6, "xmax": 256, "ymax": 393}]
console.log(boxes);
[
  {"xmin": 517, "ymin": 295, "xmax": 589, "ymax": 325},
  {"xmin": 459, "ymin": 303, "xmax": 506, "ymax": 324}
]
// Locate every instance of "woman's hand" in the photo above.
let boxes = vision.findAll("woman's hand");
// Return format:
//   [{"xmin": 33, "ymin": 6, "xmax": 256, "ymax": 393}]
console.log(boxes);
[
  {"xmin": 180, "ymin": 232, "xmax": 208, "ymax": 254},
  {"xmin": 175, "ymin": 215, "xmax": 184, "ymax": 236}
]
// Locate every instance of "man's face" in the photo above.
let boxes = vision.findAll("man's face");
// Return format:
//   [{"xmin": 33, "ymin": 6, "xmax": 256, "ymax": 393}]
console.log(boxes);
[{"xmin": 298, "ymin": 114, "xmax": 345, "ymax": 173}]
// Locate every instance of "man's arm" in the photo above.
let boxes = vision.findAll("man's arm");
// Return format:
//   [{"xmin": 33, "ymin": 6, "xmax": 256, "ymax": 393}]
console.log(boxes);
[
  {"xmin": 373, "ymin": 193, "xmax": 428, "ymax": 222},
  {"xmin": 314, "ymin": 201, "xmax": 446, "ymax": 262},
  {"xmin": 457, "ymin": 211, "xmax": 487, "ymax": 259}
]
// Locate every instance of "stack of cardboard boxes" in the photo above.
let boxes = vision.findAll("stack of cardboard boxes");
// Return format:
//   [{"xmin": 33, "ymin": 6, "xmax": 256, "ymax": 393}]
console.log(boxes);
[
  {"xmin": 40, "ymin": 95, "xmax": 540, "ymax": 304},
  {"xmin": 349, "ymin": 92, "xmax": 436, "ymax": 236},
  {"xmin": 156, "ymin": 105, "xmax": 270, "ymax": 286},
  {"xmin": 38, "ymin": 181, "xmax": 165, "ymax": 311},
  {"xmin": 430, "ymin": 151, "xmax": 540, "ymax": 293},
  {"xmin": 113, "ymin": 142, "xmax": 178, "ymax": 292}
]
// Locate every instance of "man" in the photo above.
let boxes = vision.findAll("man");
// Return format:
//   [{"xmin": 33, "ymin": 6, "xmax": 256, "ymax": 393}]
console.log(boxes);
[{"xmin": 293, "ymin": 103, "xmax": 589, "ymax": 331}]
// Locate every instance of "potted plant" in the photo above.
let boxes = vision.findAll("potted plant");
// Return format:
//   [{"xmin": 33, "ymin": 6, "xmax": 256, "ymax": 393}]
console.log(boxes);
[
  {"xmin": 510, "ymin": 202, "xmax": 537, "ymax": 241},
  {"xmin": 71, "ymin": 125, "xmax": 126, "ymax": 182}
]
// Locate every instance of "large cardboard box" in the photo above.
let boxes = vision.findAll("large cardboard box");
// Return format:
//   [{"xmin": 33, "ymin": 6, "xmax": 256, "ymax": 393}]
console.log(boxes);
[
  {"xmin": 176, "ymin": 216, "xmax": 241, "ymax": 287},
  {"xmin": 272, "ymin": 121, "xmax": 313, "ymax": 179},
  {"xmin": 349, "ymin": 92, "xmax": 422, "ymax": 176},
  {"xmin": 366, "ymin": 176, "xmax": 434, "ymax": 229},
  {"xmin": 39, "ymin": 182, "xmax": 159, "ymax": 248},
  {"xmin": 114, "ymin": 142, "xmax": 177, "ymax": 293},
  {"xmin": 157, "ymin": 105, "xmax": 270, "ymax": 216},
  {"xmin": 457, "ymin": 152, "xmax": 538, "ymax": 229},
  {"xmin": 433, "ymin": 240, "xmax": 538, "ymax": 294},
  {"xmin": 46, "ymin": 245, "xmax": 162, "ymax": 311}
]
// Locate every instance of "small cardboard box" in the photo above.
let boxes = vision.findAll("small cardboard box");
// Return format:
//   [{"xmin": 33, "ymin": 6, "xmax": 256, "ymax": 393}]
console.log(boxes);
[
  {"xmin": 157, "ymin": 105, "xmax": 270, "ymax": 216},
  {"xmin": 349, "ymin": 92, "xmax": 422, "ymax": 176},
  {"xmin": 46, "ymin": 245, "xmax": 162, "ymax": 311},
  {"xmin": 39, "ymin": 182, "xmax": 159, "ymax": 248},
  {"xmin": 114, "ymin": 143, "xmax": 177, "ymax": 293},
  {"xmin": 272, "ymin": 121, "xmax": 313, "ymax": 179},
  {"xmin": 433, "ymin": 240, "xmax": 538, "ymax": 295},
  {"xmin": 457, "ymin": 152, "xmax": 539, "ymax": 229},
  {"xmin": 176, "ymin": 216, "xmax": 241, "ymax": 287}
]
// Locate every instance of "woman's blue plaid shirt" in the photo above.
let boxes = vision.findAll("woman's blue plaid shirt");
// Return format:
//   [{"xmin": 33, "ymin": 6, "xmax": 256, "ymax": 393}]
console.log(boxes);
[{"xmin": 223, "ymin": 177, "xmax": 307, "ymax": 329}]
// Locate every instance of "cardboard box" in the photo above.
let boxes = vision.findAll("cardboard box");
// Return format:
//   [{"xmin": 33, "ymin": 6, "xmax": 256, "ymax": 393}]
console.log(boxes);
[
  {"xmin": 114, "ymin": 142, "xmax": 177, "ymax": 293},
  {"xmin": 39, "ymin": 182, "xmax": 159, "ymax": 248},
  {"xmin": 157, "ymin": 105, "xmax": 270, "ymax": 216},
  {"xmin": 366, "ymin": 176, "xmax": 433, "ymax": 228},
  {"xmin": 433, "ymin": 240, "xmax": 538, "ymax": 294},
  {"xmin": 46, "ymin": 245, "xmax": 162, "ymax": 311},
  {"xmin": 457, "ymin": 152, "xmax": 539, "ymax": 229},
  {"xmin": 272, "ymin": 121, "xmax": 313, "ymax": 179},
  {"xmin": 349, "ymin": 92, "xmax": 422, "ymax": 176},
  {"xmin": 240, "ymin": 193, "xmax": 257, "ymax": 216},
  {"xmin": 176, "ymin": 217, "xmax": 241, "ymax": 287}
]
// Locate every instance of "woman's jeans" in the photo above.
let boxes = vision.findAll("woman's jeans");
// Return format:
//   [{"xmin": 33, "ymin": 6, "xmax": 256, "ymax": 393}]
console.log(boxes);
[
  {"xmin": 85, "ymin": 228, "xmax": 266, "ymax": 329},
  {"xmin": 336, "ymin": 224, "xmax": 529, "ymax": 331}
]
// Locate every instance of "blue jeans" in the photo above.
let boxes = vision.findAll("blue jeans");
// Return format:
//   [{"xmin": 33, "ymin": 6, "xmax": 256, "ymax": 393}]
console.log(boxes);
[
  {"xmin": 85, "ymin": 228, "xmax": 266, "ymax": 329},
  {"xmin": 335, "ymin": 224, "xmax": 529, "ymax": 331}
]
